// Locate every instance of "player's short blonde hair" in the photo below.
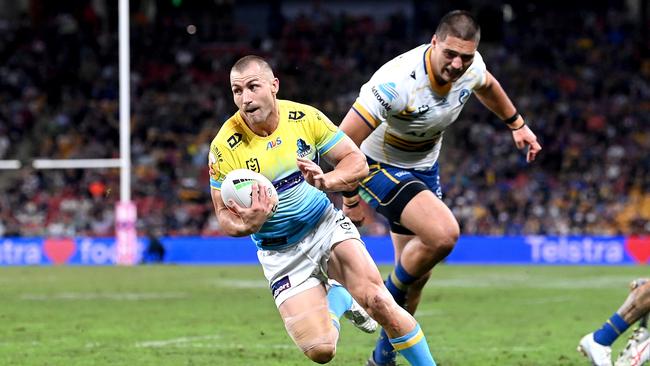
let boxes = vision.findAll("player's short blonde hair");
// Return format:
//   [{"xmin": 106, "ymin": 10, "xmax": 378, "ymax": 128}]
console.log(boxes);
[{"xmin": 231, "ymin": 55, "xmax": 274, "ymax": 76}]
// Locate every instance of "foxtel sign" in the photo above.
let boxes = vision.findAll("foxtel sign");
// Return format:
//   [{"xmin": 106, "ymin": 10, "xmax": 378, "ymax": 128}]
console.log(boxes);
[{"xmin": 0, "ymin": 238, "xmax": 142, "ymax": 266}]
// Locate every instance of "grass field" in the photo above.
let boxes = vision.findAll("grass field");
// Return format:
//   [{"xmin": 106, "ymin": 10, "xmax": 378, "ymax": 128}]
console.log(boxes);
[{"xmin": 0, "ymin": 265, "xmax": 644, "ymax": 365}]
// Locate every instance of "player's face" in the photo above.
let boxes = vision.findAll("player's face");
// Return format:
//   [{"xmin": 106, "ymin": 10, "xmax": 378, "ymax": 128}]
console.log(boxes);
[
  {"xmin": 230, "ymin": 64, "xmax": 279, "ymax": 125},
  {"xmin": 431, "ymin": 35, "xmax": 477, "ymax": 83}
]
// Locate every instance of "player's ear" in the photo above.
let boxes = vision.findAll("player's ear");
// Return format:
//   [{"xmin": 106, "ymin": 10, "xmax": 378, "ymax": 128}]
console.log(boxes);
[
  {"xmin": 271, "ymin": 78, "xmax": 279, "ymax": 95},
  {"xmin": 431, "ymin": 34, "xmax": 438, "ymax": 47}
]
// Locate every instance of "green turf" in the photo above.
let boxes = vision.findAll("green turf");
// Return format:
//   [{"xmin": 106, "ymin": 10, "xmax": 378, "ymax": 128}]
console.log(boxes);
[{"xmin": 0, "ymin": 265, "xmax": 643, "ymax": 365}]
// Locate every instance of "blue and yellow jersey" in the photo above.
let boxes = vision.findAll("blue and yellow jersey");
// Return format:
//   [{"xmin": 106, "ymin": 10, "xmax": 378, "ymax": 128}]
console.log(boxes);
[{"xmin": 209, "ymin": 99, "xmax": 345, "ymax": 250}]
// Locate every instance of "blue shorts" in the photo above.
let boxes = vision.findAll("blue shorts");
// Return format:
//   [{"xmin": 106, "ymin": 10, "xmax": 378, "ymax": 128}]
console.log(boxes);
[{"xmin": 359, "ymin": 157, "xmax": 442, "ymax": 234}]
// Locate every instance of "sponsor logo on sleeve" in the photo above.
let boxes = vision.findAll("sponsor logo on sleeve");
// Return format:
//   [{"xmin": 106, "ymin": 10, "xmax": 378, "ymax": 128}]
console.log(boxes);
[
  {"xmin": 378, "ymin": 82, "xmax": 398, "ymax": 101},
  {"xmin": 371, "ymin": 82, "xmax": 397, "ymax": 111}
]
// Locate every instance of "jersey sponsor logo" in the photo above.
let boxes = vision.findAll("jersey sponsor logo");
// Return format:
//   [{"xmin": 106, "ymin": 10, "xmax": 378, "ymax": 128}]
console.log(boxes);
[
  {"xmin": 410, "ymin": 70, "xmax": 416, "ymax": 80},
  {"xmin": 209, "ymin": 148, "xmax": 225, "ymax": 180},
  {"xmin": 377, "ymin": 82, "xmax": 398, "ymax": 101},
  {"xmin": 266, "ymin": 137, "xmax": 282, "ymax": 150},
  {"xmin": 396, "ymin": 105, "xmax": 430, "ymax": 121},
  {"xmin": 288, "ymin": 110, "xmax": 305, "ymax": 121},
  {"xmin": 296, "ymin": 138, "xmax": 313, "ymax": 158},
  {"xmin": 227, "ymin": 133, "xmax": 243, "ymax": 148},
  {"xmin": 371, "ymin": 86, "xmax": 392, "ymax": 111},
  {"xmin": 271, "ymin": 275, "xmax": 292, "ymax": 299},
  {"xmin": 246, "ymin": 158, "xmax": 260, "ymax": 172},
  {"xmin": 458, "ymin": 89, "xmax": 471, "ymax": 105}
]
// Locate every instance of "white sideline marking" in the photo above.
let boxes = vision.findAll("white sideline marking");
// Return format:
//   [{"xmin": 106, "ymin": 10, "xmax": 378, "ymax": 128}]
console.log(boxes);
[
  {"xmin": 412, "ymin": 309, "xmax": 444, "ymax": 318},
  {"xmin": 135, "ymin": 335, "xmax": 292, "ymax": 349},
  {"xmin": 136, "ymin": 335, "xmax": 222, "ymax": 348},
  {"xmin": 21, "ymin": 292, "xmax": 188, "ymax": 301}
]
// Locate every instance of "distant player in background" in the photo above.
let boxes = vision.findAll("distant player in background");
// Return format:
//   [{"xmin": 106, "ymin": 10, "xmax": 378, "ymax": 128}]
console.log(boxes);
[
  {"xmin": 209, "ymin": 55, "xmax": 437, "ymax": 365},
  {"xmin": 339, "ymin": 10, "xmax": 542, "ymax": 366},
  {"xmin": 579, "ymin": 278, "xmax": 650, "ymax": 366}
]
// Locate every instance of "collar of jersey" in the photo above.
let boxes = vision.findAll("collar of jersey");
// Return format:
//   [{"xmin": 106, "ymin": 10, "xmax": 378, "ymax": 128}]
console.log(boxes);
[{"xmin": 424, "ymin": 46, "xmax": 452, "ymax": 97}]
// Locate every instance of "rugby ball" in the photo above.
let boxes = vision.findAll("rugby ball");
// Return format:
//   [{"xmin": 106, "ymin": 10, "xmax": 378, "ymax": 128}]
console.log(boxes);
[{"xmin": 221, "ymin": 169, "xmax": 279, "ymax": 215}]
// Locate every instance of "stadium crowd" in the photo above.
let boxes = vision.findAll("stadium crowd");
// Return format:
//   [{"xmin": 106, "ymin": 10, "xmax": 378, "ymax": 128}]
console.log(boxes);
[{"xmin": 0, "ymin": 1, "xmax": 648, "ymax": 238}]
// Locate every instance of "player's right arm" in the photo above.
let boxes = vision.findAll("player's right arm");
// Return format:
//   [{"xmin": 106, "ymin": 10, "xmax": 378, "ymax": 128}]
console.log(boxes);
[
  {"xmin": 210, "ymin": 186, "xmax": 271, "ymax": 237},
  {"xmin": 208, "ymin": 137, "xmax": 271, "ymax": 236},
  {"xmin": 338, "ymin": 109, "xmax": 373, "ymax": 226}
]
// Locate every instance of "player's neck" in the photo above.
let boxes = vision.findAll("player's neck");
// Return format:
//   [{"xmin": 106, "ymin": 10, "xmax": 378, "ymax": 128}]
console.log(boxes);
[
  {"xmin": 248, "ymin": 109, "xmax": 279, "ymax": 137},
  {"xmin": 433, "ymin": 73, "xmax": 449, "ymax": 87}
]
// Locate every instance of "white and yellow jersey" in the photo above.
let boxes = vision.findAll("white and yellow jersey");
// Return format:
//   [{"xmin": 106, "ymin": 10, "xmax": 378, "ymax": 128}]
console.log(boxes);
[
  {"xmin": 209, "ymin": 99, "xmax": 345, "ymax": 250},
  {"xmin": 352, "ymin": 44, "xmax": 487, "ymax": 170}
]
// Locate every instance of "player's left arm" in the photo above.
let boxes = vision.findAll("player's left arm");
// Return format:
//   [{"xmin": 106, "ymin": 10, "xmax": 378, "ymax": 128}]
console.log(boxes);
[
  {"xmin": 474, "ymin": 70, "xmax": 542, "ymax": 162},
  {"xmin": 297, "ymin": 134, "xmax": 369, "ymax": 192}
]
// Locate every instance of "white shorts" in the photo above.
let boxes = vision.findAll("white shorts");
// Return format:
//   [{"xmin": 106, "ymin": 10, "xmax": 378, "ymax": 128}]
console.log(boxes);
[{"xmin": 257, "ymin": 205, "xmax": 362, "ymax": 307}]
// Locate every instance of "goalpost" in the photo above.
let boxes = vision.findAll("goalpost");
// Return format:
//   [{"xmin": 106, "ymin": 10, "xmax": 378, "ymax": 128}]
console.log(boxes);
[{"xmin": 0, "ymin": 0, "xmax": 138, "ymax": 265}]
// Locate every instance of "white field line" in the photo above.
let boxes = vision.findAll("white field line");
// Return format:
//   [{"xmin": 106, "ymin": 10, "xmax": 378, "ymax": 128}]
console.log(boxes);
[
  {"xmin": 134, "ymin": 335, "xmax": 292, "ymax": 349},
  {"xmin": 20, "ymin": 292, "xmax": 188, "ymax": 301},
  {"xmin": 135, "ymin": 335, "xmax": 222, "ymax": 348}
]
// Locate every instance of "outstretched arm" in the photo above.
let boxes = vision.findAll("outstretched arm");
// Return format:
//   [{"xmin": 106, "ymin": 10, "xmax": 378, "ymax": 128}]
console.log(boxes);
[
  {"xmin": 297, "ymin": 134, "xmax": 369, "ymax": 192},
  {"xmin": 474, "ymin": 71, "xmax": 542, "ymax": 162}
]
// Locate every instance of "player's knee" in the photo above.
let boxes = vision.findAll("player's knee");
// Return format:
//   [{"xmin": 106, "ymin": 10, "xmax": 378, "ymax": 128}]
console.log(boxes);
[
  {"xmin": 421, "ymin": 224, "xmax": 459, "ymax": 255},
  {"xmin": 633, "ymin": 282, "xmax": 650, "ymax": 308},
  {"xmin": 362, "ymin": 285, "xmax": 395, "ymax": 323},
  {"xmin": 304, "ymin": 343, "xmax": 336, "ymax": 364}
]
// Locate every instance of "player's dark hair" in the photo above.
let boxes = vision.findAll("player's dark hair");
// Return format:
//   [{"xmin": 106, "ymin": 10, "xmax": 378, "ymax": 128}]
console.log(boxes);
[
  {"xmin": 435, "ymin": 10, "xmax": 481, "ymax": 42},
  {"xmin": 231, "ymin": 55, "xmax": 274, "ymax": 75}
]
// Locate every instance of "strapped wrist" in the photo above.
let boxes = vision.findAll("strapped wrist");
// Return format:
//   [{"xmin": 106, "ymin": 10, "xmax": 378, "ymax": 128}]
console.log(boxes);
[
  {"xmin": 341, "ymin": 187, "xmax": 359, "ymax": 198},
  {"xmin": 509, "ymin": 121, "xmax": 526, "ymax": 131},
  {"xmin": 502, "ymin": 111, "xmax": 519, "ymax": 125},
  {"xmin": 343, "ymin": 200, "xmax": 360, "ymax": 208}
]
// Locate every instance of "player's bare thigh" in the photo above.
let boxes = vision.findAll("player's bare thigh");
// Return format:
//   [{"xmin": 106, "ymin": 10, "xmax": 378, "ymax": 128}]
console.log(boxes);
[
  {"xmin": 327, "ymin": 239, "xmax": 384, "ymax": 294},
  {"xmin": 278, "ymin": 284, "xmax": 337, "ymax": 357},
  {"xmin": 399, "ymin": 190, "xmax": 459, "ymax": 246}
]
